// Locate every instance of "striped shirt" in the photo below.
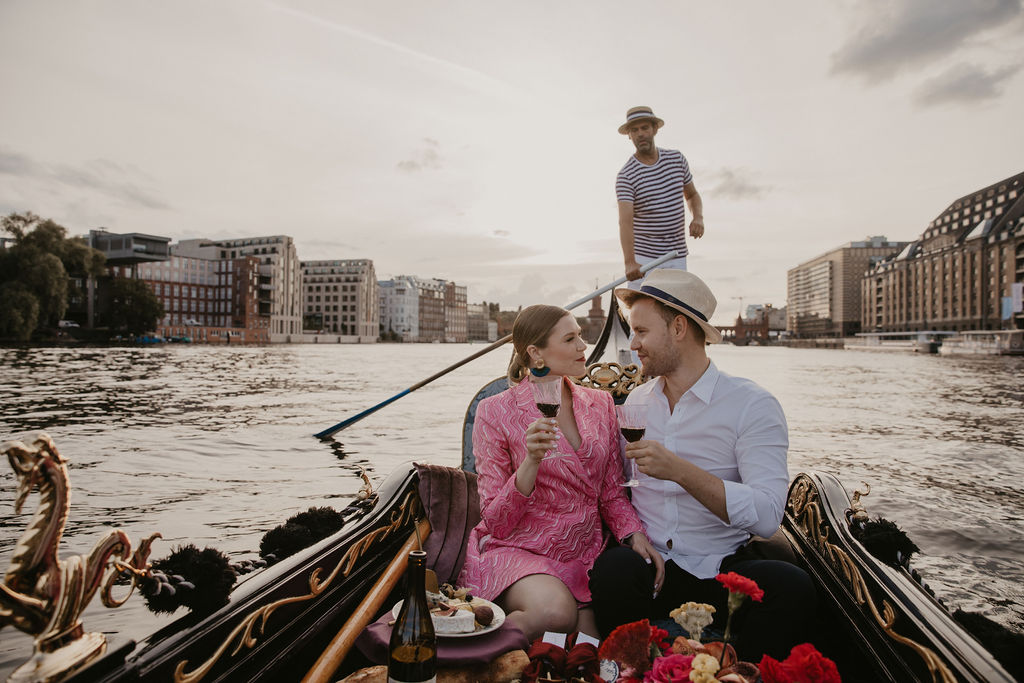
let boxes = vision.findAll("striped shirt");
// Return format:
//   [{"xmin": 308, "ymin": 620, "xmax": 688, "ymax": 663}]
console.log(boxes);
[{"xmin": 616, "ymin": 147, "xmax": 693, "ymax": 259}]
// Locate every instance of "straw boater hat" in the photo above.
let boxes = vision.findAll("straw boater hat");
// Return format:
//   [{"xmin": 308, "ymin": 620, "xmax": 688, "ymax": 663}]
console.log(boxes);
[
  {"xmin": 615, "ymin": 269, "xmax": 723, "ymax": 344},
  {"xmin": 618, "ymin": 105, "xmax": 665, "ymax": 135}
]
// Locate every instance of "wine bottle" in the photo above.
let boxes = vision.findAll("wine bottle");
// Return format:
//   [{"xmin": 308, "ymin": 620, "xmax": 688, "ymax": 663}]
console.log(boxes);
[{"xmin": 387, "ymin": 550, "xmax": 437, "ymax": 683}]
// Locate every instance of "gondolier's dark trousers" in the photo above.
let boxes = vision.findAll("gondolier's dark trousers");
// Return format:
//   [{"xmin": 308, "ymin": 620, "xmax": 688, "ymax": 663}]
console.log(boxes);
[{"xmin": 589, "ymin": 539, "xmax": 817, "ymax": 661}]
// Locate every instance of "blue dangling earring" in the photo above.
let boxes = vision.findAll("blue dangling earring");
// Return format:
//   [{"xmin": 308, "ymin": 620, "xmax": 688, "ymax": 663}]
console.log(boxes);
[{"xmin": 530, "ymin": 359, "xmax": 550, "ymax": 377}]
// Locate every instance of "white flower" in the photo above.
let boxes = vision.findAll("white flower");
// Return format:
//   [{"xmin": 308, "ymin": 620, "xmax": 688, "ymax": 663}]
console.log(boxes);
[
  {"xmin": 689, "ymin": 653, "xmax": 720, "ymax": 683},
  {"xmin": 669, "ymin": 602, "xmax": 716, "ymax": 642}
]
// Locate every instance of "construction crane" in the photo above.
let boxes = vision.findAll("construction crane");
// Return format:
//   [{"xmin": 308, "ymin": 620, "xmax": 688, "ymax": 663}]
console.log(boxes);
[{"xmin": 730, "ymin": 296, "xmax": 746, "ymax": 318}]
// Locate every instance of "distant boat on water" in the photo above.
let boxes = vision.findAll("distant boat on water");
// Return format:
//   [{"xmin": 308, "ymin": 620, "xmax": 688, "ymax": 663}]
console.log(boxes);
[
  {"xmin": 845, "ymin": 330, "xmax": 957, "ymax": 354},
  {"xmin": 938, "ymin": 329, "xmax": 1024, "ymax": 356}
]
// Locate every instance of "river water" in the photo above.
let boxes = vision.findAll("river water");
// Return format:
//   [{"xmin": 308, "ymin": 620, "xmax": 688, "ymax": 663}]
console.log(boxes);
[{"xmin": 1, "ymin": 343, "xmax": 1022, "ymax": 673}]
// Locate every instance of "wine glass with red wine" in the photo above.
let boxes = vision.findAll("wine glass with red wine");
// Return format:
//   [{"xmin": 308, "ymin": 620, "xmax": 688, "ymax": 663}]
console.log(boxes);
[
  {"xmin": 529, "ymin": 378, "xmax": 570, "ymax": 458},
  {"xmin": 616, "ymin": 403, "xmax": 648, "ymax": 487}
]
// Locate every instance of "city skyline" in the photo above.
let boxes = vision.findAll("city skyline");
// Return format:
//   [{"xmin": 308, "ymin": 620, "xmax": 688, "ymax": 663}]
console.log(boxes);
[{"xmin": 2, "ymin": 1, "xmax": 1022, "ymax": 324}]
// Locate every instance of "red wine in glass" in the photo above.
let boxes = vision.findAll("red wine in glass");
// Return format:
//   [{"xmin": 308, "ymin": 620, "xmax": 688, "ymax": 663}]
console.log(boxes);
[
  {"xmin": 537, "ymin": 403, "xmax": 560, "ymax": 418},
  {"xmin": 529, "ymin": 379, "xmax": 568, "ymax": 457},
  {"xmin": 616, "ymin": 404, "xmax": 648, "ymax": 487},
  {"xmin": 620, "ymin": 427, "xmax": 645, "ymax": 442}
]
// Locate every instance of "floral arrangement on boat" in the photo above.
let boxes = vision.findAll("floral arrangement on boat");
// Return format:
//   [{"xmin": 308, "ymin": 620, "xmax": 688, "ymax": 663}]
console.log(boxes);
[{"xmin": 520, "ymin": 573, "xmax": 841, "ymax": 683}]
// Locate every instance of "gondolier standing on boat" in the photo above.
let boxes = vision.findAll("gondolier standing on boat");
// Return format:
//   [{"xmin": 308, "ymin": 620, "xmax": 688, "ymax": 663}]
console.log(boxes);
[
  {"xmin": 617, "ymin": 106, "xmax": 705, "ymax": 289},
  {"xmin": 589, "ymin": 269, "xmax": 815, "ymax": 660}
]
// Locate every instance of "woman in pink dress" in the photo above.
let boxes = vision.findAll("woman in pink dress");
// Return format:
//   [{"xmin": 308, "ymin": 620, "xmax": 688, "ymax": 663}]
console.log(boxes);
[{"xmin": 458, "ymin": 304, "xmax": 662, "ymax": 640}]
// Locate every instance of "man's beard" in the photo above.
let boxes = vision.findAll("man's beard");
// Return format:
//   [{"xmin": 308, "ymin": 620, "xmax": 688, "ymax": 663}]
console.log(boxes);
[{"xmin": 640, "ymin": 348, "xmax": 679, "ymax": 377}]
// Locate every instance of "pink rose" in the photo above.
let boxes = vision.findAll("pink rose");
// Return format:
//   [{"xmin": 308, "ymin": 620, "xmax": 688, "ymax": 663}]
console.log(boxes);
[{"xmin": 643, "ymin": 654, "xmax": 695, "ymax": 682}]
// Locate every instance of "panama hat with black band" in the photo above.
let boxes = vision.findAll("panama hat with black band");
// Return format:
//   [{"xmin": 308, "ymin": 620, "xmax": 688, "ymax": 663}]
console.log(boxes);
[
  {"xmin": 615, "ymin": 268, "xmax": 723, "ymax": 344},
  {"xmin": 618, "ymin": 105, "xmax": 665, "ymax": 135}
]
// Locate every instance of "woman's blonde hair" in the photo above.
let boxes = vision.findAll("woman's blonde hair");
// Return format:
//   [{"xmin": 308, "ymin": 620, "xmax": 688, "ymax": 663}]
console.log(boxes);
[{"xmin": 507, "ymin": 304, "xmax": 572, "ymax": 385}]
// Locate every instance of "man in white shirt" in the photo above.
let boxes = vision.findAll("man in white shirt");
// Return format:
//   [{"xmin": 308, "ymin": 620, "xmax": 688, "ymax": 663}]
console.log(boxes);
[{"xmin": 588, "ymin": 269, "xmax": 815, "ymax": 660}]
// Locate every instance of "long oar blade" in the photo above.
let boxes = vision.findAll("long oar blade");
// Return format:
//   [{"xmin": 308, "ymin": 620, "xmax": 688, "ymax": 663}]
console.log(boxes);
[{"xmin": 314, "ymin": 251, "xmax": 681, "ymax": 439}]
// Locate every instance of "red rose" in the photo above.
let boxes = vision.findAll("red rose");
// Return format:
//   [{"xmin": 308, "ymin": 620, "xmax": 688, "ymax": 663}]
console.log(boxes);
[
  {"xmin": 716, "ymin": 571, "xmax": 765, "ymax": 602},
  {"xmin": 643, "ymin": 653, "xmax": 694, "ymax": 682}
]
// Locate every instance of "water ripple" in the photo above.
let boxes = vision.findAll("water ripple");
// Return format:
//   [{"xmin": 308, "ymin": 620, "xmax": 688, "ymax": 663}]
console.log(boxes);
[{"xmin": 0, "ymin": 343, "xmax": 1021, "ymax": 670}]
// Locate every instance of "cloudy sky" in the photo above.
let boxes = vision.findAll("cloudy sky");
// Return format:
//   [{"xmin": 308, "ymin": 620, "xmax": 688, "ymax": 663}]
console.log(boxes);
[{"xmin": 2, "ymin": 0, "xmax": 1022, "ymax": 323}]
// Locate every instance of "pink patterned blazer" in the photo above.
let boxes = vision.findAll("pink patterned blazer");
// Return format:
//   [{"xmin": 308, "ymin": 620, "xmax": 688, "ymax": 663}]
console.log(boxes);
[{"xmin": 457, "ymin": 377, "xmax": 644, "ymax": 603}]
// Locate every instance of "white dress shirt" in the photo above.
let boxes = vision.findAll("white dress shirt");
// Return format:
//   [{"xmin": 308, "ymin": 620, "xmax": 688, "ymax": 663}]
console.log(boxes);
[{"xmin": 627, "ymin": 360, "xmax": 789, "ymax": 579}]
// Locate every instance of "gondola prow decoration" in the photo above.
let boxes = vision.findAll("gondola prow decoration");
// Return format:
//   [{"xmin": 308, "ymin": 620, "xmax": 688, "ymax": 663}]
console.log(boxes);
[{"xmin": 2, "ymin": 432, "xmax": 161, "ymax": 683}]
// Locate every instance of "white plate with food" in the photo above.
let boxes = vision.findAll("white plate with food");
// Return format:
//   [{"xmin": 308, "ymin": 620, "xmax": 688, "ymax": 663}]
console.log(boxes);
[{"xmin": 391, "ymin": 597, "xmax": 506, "ymax": 638}]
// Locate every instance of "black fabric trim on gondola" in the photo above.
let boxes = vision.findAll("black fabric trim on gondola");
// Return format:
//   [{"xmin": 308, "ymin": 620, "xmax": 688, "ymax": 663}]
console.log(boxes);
[{"xmin": 586, "ymin": 292, "xmax": 625, "ymax": 364}]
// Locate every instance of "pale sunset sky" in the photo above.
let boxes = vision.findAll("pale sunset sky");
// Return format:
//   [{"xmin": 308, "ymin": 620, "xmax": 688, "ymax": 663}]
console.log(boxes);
[{"xmin": 2, "ymin": 1, "xmax": 1022, "ymax": 323}]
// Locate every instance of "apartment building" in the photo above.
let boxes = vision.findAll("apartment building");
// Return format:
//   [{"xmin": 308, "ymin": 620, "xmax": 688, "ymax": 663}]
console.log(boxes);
[
  {"xmin": 864, "ymin": 171, "xmax": 1024, "ymax": 332},
  {"xmin": 130, "ymin": 251, "xmax": 268, "ymax": 343},
  {"xmin": 466, "ymin": 303, "xmax": 497, "ymax": 342},
  {"xmin": 379, "ymin": 276, "xmax": 419, "ymax": 341},
  {"xmin": 416, "ymin": 277, "xmax": 446, "ymax": 342},
  {"xmin": 172, "ymin": 236, "xmax": 301, "ymax": 341},
  {"xmin": 444, "ymin": 282, "xmax": 468, "ymax": 343},
  {"xmin": 378, "ymin": 276, "xmax": 469, "ymax": 342},
  {"xmin": 787, "ymin": 236, "xmax": 909, "ymax": 337},
  {"xmin": 301, "ymin": 259, "xmax": 379, "ymax": 341}
]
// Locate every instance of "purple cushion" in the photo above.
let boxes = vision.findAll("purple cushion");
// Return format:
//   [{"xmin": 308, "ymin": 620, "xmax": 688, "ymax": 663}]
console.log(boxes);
[{"xmin": 414, "ymin": 463, "xmax": 481, "ymax": 585}]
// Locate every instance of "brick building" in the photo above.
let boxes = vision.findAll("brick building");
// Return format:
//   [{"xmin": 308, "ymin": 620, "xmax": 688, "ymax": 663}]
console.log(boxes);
[
  {"xmin": 445, "ymin": 282, "xmax": 468, "ymax": 343},
  {"xmin": 129, "ymin": 252, "xmax": 269, "ymax": 343},
  {"xmin": 864, "ymin": 171, "xmax": 1024, "ymax": 332},
  {"xmin": 175, "ymin": 236, "xmax": 303, "ymax": 342}
]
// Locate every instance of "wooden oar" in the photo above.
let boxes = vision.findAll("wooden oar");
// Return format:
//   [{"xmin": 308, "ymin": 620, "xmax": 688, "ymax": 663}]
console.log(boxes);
[
  {"xmin": 314, "ymin": 250, "xmax": 682, "ymax": 439},
  {"xmin": 301, "ymin": 516, "xmax": 432, "ymax": 683}
]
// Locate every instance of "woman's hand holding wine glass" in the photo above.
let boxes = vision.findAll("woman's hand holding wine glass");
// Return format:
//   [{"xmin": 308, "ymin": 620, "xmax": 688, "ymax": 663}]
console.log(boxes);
[
  {"xmin": 528, "ymin": 378, "xmax": 571, "ymax": 459},
  {"xmin": 525, "ymin": 418, "xmax": 559, "ymax": 463}
]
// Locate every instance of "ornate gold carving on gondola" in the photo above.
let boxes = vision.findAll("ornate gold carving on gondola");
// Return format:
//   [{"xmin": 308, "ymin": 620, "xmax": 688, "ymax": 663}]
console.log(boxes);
[
  {"xmin": 849, "ymin": 483, "xmax": 871, "ymax": 523},
  {"xmin": 786, "ymin": 475, "xmax": 955, "ymax": 683},
  {"xmin": 1, "ymin": 433, "xmax": 160, "ymax": 683},
  {"xmin": 173, "ymin": 489, "xmax": 422, "ymax": 683},
  {"xmin": 575, "ymin": 362, "xmax": 645, "ymax": 399},
  {"xmin": 355, "ymin": 466, "xmax": 374, "ymax": 500}
]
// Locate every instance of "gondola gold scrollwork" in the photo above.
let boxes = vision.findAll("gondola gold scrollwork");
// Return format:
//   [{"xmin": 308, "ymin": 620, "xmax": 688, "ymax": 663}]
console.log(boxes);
[
  {"xmin": 173, "ymin": 490, "xmax": 422, "ymax": 683},
  {"xmin": 848, "ymin": 483, "xmax": 871, "ymax": 523},
  {"xmin": 786, "ymin": 475, "xmax": 955, "ymax": 683},
  {"xmin": 1, "ymin": 433, "xmax": 160, "ymax": 683},
  {"xmin": 574, "ymin": 362, "xmax": 645, "ymax": 400}
]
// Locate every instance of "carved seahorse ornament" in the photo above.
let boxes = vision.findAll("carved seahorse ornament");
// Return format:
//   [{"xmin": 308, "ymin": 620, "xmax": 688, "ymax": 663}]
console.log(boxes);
[{"xmin": 2, "ymin": 432, "xmax": 157, "ymax": 683}]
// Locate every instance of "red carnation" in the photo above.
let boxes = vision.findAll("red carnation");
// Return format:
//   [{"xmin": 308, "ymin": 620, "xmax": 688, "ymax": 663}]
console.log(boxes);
[
  {"xmin": 759, "ymin": 642, "xmax": 841, "ymax": 683},
  {"xmin": 716, "ymin": 571, "xmax": 765, "ymax": 602},
  {"xmin": 649, "ymin": 624, "xmax": 672, "ymax": 655}
]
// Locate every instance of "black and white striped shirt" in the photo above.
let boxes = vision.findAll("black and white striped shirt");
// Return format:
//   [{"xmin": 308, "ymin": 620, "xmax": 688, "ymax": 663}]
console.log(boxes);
[{"xmin": 616, "ymin": 148, "xmax": 693, "ymax": 259}]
